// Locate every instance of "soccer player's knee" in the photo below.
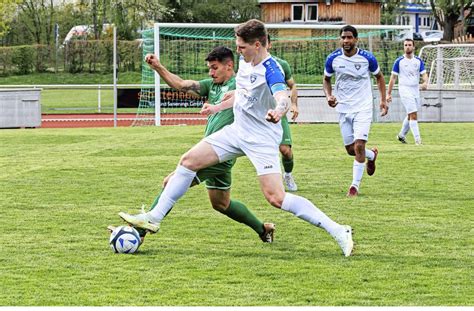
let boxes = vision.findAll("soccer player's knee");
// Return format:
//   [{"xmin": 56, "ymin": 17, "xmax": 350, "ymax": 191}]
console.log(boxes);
[
  {"xmin": 279, "ymin": 145, "xmax": 292, "ymax": 158},
  {"xmin": 179, "ymin": 152, "xmax": 198, "ymax": 170},
  {"xmin": 211, "ymin": 202, "xmax": 227, "ymax": 213},
  {"xmin": 345, "ymin": 146, "xmax": 355, "ymax": 156},
  {"xmin": 266, "ymin": 194, "xmax": 284, "ymax": 209}
]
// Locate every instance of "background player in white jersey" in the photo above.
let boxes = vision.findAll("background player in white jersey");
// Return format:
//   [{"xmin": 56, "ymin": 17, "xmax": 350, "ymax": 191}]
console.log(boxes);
[
  {"xmin": 119, "ymin": 19, "xmax": 354, "ymax": 257},
  {"xmin": 323, "ymin": 25, "xmax": 388, "ymax": 197},
  {"xmin": 267, "ymin": 34, "xmax": 299, "ymax": 192},
  {"xmin": 387, "ymin": 39, "xmax": 428, "ymax": 145}
]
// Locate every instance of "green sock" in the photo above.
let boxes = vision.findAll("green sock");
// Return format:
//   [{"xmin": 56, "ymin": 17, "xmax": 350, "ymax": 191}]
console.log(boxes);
[
  {"xmin": 134, "ymin": 189, "xmax": 164, "ymax": 238},
  {"xmin": 282, "ymin": 156, "xmax": 294, "ymax": 173},
  {"xmin": 149, "ymin": 189, "xmax": 163, "ymax": 211},
  {"xmin": 221, "ymin": 200, "xmax": 264, "ymax": 235}
]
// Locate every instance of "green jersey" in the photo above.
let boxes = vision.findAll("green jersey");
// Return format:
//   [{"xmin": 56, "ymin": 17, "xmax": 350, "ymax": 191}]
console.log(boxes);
[
  {"xmin": 199, "ymin": 76, "xmax": 236, "ymax": 137},
  {"xmin": 273, "ymin": 56, "xmax": 292, "ymax": 81}
]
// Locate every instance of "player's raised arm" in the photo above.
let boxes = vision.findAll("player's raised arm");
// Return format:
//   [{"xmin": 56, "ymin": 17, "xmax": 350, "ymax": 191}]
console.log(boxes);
[{"xmin": 145, "ymin": 53, "xmax": 201, "ymax": 97}]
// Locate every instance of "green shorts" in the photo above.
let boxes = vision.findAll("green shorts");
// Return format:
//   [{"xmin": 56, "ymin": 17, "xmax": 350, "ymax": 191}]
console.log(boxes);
[
  {"xmin": 195, "ymin": 159, "xmax": 235, "ymax": 190},
  {"xmin": 280, "ymin": 115, "xmax": 292, "ymax": 146}
]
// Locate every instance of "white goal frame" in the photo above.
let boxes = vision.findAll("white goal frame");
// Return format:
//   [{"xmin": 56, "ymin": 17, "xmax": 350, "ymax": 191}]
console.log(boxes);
[{"xmin": 151, "ymin": 23, "xmax": 413, "ymax": 126}]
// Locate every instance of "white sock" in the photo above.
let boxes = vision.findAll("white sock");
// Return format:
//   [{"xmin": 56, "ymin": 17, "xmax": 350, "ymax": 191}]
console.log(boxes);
[
  {"xmin": 400, "ymin": 116, "xmax": 410, "ymax": 138},
  {"xmin": 365, "ymin": 149, "xmax": 375, "ymax": 161},
  {"xmin": 148, "ymin": 165, "xmax": 196, "ymax": 222},
  {"xmin": 281, "ymin": 192, "xmax": 342, "ymax": 237},
  {"xmin": 409, "ymin": 120, "xmax": 421, "ymax": 142},
  {"xmin": 352, "ymin": 160, "xmax": 365, "ymax": 189}
]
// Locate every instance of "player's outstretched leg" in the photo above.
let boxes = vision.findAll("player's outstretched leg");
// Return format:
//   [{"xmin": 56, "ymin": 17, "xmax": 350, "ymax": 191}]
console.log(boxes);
[
  {"xmin": 119, "ymin": 165, "xmax": 196, "ymax": 232},
  {"xmin": 280, "ymin": 192, "xmax": 354, "ymax": 257}
]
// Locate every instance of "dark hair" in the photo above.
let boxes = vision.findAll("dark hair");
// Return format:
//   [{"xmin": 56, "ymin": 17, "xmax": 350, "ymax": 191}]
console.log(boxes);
[
  {"xmin": 235, "ymin": 19, "xmax": 268, "ymax": 47},
  {"xmin": 340, "ymin": 25, "xmax": 358, "ymax": 38},
  {"xmin": 404, "ymin": 38, "xmax": 415, "ymax": 45},
  {"xmin": 267, "ymin": 34, "xmax": 271, "ymax": 43},
  {"xmin": 205, "ymin": 46, "xmax": 234, "ymax": 63}
]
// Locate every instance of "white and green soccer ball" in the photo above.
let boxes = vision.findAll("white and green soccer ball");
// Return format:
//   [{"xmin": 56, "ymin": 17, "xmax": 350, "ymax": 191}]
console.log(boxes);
[{"xmin": 109, "ymin": 226, "xmax": 141, "ymax": 254}]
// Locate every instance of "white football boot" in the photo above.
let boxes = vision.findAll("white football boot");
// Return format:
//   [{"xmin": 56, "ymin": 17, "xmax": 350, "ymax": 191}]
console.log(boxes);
[
  {"xmin": 334, "ymin": 225, "xmax": 354, "ymax": 257},
  {"xmin": 283, "ymin": 172, "xmax": 298, "ymax": 192},
  {"xmin": 118, "ymin": 211, "xmax": 160, "ymax": 233}
]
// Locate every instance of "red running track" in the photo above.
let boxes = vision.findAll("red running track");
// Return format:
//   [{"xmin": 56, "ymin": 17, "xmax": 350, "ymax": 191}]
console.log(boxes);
[{"xmin": 41, "ymin": 113, "xmax": 207, "ymax": 128}]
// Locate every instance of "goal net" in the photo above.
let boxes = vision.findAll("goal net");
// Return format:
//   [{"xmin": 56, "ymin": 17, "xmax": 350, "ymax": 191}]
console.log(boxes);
[
  {"xmin": 419, "ymin": 44, "xmax": 474, "ymax": 90},
  {"xmin": 133, "ymin": 23, "xmax": 412, "ymax": 126}
]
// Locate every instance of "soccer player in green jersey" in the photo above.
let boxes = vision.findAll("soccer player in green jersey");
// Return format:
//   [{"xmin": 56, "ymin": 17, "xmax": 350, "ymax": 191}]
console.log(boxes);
[
  {"xmin": 111, "ymin": 46, "xmax": 275, "ymax": 243},
  {"xmin": 267, "ymin": 34, "xmax": 299, "ymax": 192}
]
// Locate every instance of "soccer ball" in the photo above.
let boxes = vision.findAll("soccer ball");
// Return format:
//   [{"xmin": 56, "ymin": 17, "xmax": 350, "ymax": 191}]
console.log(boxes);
[{"xmin": 109, "ymin": 226, "xmax": 141, "ymax": 254}]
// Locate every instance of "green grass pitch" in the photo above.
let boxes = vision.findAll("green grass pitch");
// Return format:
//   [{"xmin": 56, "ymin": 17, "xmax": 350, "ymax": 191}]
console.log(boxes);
[{"xmin": 0, "ymin": 123, "xmax": 472, "ymax": 306}]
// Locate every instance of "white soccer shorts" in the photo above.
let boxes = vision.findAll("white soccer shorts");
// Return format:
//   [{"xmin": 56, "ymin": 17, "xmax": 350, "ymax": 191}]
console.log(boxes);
[
  {"xmin": 204, "ymin": 124, "xmax": 281, "ymax": 176},
  {"xmin": 338, "ymin": 108, "xmax": 373, "ymax": 146},
  {"xmin": 400, "ymin": 95, "xmax": 420, "ymax": 114}
]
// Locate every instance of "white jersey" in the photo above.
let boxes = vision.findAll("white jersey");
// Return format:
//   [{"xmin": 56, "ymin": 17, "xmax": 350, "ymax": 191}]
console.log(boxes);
[
  {"xmin": 392, "ymin": 55, "xmax": 426, "ymax": 98},
  {"xmin": 233, "ymin": 55, "xmax": 287, "ymax": 146},
  {"xmin": 324, "ymin": 48, "xmax": 380, "ymax": 113}
]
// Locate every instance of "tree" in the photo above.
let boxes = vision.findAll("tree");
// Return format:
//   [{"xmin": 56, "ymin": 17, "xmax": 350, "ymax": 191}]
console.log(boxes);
[
  {"xmin": 0, "ymin": 0, "xmax": 21, "ymax": 39},
  {"xmin": 381, "ymin": 0, "xmax": 403, "ymax": 25},
  {"xmin": 430, "ymin": 0, "xmax": 473, "ymax": 40},
  {"xmin": 111, "ymin": 0, "xmax": 173, "ymax": 39},
  {"xmin": 163, "ymin": 0, "xmax": 260, "ymax": 23},
  {"xmin": 17, "ymin": 0, "xmax": 56, "ymax": 44}
]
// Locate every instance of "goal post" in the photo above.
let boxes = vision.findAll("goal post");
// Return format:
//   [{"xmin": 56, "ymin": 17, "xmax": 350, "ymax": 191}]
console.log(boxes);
[
  {"xmin": 419, "ymin": 44, "xmax": 474, "ymax": 90},
  {"xmin": 133, "ymin": 23, "xmax": 413, "ymax": 126}
]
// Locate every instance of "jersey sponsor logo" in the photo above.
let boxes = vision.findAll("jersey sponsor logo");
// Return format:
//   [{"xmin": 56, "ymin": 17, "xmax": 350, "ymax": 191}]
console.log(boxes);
[{"xmin": 250, "ymin": 74, "xmax": 257, "ymax": 83}]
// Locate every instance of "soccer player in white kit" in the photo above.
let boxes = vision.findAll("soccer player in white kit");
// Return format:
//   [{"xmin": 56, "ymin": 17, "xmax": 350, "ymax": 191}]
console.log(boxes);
[
  {"xmin": 387, "ymin": 38, "xmax": 428, "ymax": 145},
  {"xmin": 119, "ymin": 19, "xmax": 354, "ymax": 257},
  {"xmin": 323, "ymin": 25, "xmax": 388, "ymax": 197}
]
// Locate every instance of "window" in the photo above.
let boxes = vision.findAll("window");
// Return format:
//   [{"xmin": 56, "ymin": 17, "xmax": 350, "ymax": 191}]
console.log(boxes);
[
  {"xmin": 291, "ymin": 4, "xmax": 304, "ymax": 22},
  {"xmin": 401, "ymin": 16, "xmax": 410, "ymax": 25},
  {"xmin": 306, "ymin": 4, "xmax": 318, "ymax": 22}
]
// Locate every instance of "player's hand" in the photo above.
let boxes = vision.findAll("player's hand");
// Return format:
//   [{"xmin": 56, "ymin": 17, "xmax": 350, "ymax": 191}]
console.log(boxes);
[
  {"xmin": 380, "ymin": 101, "xmax": 389, "ymax": 117},
  {"xmin": 266, "ymin": 109, "xmax": 283, "ymax": 123},
  {"xmin": 387, "ymin": 94, "xmax": 392, "ymax": 104},
  {"xmin": 145, "ymin": 53, "xmax": 160, "ymax": 67},
  {"xmin": 420, "ymin": 82, "xmax": 428, "ymax": 91},
  {"xmin": 290, "ymin": 103, "xmax": 299, "ymax": 121},
  {"xmin": 327, "ymin": 95, "xmax": 338, "ymax": 108},
  {"xmin": 200, "ymin": 103, "xmax": 218, "ymax": 116}
]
